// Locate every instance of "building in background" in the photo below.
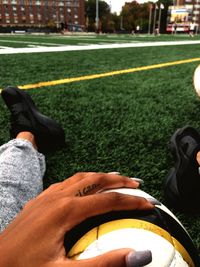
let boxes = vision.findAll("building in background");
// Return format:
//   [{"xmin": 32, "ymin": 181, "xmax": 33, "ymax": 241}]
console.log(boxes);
[
  {"xmin": 166, "ymin": 0, "xmax": 200, "ymax": 33},
  {"xmin": 0, "ymin": 0, "xmax": 85, "ymax": 32}
]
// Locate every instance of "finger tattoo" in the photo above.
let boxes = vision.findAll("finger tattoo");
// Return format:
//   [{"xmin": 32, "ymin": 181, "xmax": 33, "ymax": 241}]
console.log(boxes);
[{"xmin": 75, "ymin": 184, "xmax": 100, "ymax": 197}]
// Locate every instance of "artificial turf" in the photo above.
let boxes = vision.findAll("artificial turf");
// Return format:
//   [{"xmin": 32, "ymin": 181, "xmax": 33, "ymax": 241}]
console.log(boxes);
[
  {"xmin": 1, "ymin": 33, "xmax": 200, "ymax": 47},
  {"xmin": 0, "ymin": 36, "xmax": 200, "ymax": 251}
]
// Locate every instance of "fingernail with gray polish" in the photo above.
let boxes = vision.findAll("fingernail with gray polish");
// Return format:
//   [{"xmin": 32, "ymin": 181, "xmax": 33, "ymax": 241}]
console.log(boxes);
[
  {"xmin": 130, "ymin": 178, "xmax": 144, "ymax": 184},
  {"xmin": 126, "ymin": 250, "xmax": 152, "ymax": 267},
  {"xmin": 146, "ymin": 197, "xmax": 161, "ymax": 206}
]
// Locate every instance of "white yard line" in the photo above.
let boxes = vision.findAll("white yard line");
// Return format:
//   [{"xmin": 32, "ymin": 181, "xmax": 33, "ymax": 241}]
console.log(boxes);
[
  {"xmin": 53, "ymin": 35, "xmax": 97, "ymax": 38},
  {"xmin": 0, "ymin": 39, "xmax": 64, "ymax": 46},
  {"xmin": 50, "ymin": 35, "xmax": 139, "ymax": 42},
  {"xmin": 0, "ymin": 40, "xmax": 200, "ymax": 55},
  {"xmin": 0, "ymin": 46, "xmax": 11, "ymax": 49},
  {"xmin": 77, "ymin": 43, "xmax": 96, "ymax": 46},
  {"xmin": 27, "ymin": 45, "xmax": 51, "ymax": 48}
]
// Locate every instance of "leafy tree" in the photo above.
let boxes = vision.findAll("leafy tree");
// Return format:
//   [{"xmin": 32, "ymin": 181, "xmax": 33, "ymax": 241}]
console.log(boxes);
[
  {"xmin": 85, "ymin": 0, "xmax": 172, "ymax": 33},
  {"xmin": 85, "ymin": 0, "xmax": 110, "ymax": 32},
  {"xmin": 110, "ymin": 13, "xmax": 121, "ymax": 32},
  {"xmin": 120, "ymin": 0, "xmax": 173, "ymax": 33},
  {"xmin": 121, "ymin": 1, "xmax": 149, "ymax": 32}
]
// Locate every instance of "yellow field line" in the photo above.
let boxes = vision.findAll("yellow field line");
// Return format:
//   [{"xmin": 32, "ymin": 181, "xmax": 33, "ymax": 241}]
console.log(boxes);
[{"xmin": 1, "ymin": 57, "xmax": 200, "ymax": 92}]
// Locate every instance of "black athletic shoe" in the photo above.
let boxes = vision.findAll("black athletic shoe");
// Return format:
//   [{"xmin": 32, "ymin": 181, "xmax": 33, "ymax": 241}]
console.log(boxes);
[
  {"xmin": 164, "ymin": 126, "xmax": 200, "ymax": 212},
  {"xmin": 1, "ymin": 86, "xmax": 65, "ymax": 153}
]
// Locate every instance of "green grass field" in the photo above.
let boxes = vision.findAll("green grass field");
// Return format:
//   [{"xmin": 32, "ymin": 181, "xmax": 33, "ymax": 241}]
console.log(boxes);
[
  {"xmin": 1, "ymin": 34, "xmax": 200, "ymax": 252},
  {"xmin": 1, "ymin": 33, "xmax": 200, "ymax": 48}
]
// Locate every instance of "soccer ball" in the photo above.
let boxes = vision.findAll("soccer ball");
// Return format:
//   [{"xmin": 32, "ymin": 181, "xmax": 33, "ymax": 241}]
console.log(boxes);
[
  {"xmin": 193, "ymin": 65, "xmax": 200, "ymax": 97},
  {"xmin": 65, "ymin": 188, "xmax": 199, "ymax": 266}
]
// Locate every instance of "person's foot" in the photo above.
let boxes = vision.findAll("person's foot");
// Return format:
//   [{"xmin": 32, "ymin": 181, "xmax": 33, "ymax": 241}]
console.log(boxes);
[
  {"xmin": 164, "ymin": 126, "xmax": 200, "ymax": 212},
  {"xmin": 1, "ymin": 86, "xmax": 65, "ymax": 153}
]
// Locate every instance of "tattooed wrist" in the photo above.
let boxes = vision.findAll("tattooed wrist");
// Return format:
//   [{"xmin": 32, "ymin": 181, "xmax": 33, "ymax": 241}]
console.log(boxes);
[{"xmin": 75, "ymin": 184, "xmax": 100, "ymax": 196}]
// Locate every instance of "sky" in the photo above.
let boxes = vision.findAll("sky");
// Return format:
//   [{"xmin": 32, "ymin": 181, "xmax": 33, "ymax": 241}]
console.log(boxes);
[
  {"xmin": 104, "ymin": 0, "xmax": 130, "ymax": 14},
  {"xmin": 104, "ymin": 0, "xmax": 137, "ymax": 14},
  {"xmin": 104, "ymin": 0, "xmax": 151, "ymax": 14}
]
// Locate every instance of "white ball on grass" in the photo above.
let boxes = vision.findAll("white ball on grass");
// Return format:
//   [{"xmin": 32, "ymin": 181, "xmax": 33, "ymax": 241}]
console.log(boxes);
[{"xmin": 193, "ymin": 65, "xmax": 200, "ymax": 97}]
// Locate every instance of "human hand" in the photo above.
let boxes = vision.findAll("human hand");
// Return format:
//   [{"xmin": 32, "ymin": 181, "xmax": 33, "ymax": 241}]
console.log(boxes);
[{"xmin": 0, "ymin": 172, "xmax": 154, "ymax": 267}]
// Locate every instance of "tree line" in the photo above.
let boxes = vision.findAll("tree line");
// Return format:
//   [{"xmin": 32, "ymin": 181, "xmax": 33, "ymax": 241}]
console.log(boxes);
[{"xmin": 85, "ymin": 0, "xmax": 172, "ymax": 33}]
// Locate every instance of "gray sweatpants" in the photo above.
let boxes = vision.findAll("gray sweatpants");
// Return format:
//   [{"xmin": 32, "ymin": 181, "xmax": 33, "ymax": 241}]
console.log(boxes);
[{"xmin": 0, "ymin": 139, "xmax": 46, "ymax": 232}]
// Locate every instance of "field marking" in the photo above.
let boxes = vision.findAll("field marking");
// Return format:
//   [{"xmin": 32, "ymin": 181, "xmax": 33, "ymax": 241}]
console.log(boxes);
[
  {"xmin": 0, "ymin": 39, "xmax": 65, "ymax": 46},
  {"xmin": 0, "ymin": 46, "xmax": 10, "ymax": 49},
  {"xmin": 0, "ymin": 40, "xmax": 200, "ymax": 54},
  {"xmin": 13, "ymin": 57, "xmax": 200, "ymax": 90}
]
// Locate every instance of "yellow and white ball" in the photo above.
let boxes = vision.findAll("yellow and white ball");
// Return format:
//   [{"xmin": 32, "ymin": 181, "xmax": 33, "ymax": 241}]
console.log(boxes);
[{"xmin": 67, "ymin": 188, "xmax": 197, "ymax": 266}]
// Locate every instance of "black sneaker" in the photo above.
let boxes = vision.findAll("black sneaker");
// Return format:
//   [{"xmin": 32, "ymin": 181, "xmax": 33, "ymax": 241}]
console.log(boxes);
[
  {"xmin": 1, "ymin": 86, "xmax": 65, "ymax": 153},
  {"xmin": 164, "ymin": 126, "xmax": 200, "ymax": 212}
]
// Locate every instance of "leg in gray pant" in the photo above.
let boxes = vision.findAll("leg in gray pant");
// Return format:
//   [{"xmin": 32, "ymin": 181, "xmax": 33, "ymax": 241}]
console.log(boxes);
[
  {"xmin": 0, "ymin": 139, "xmax": 46, "ymax": 232},
  {"xmin": 0, "ymin": 86, "xmax": 65, "ymax": 233}
]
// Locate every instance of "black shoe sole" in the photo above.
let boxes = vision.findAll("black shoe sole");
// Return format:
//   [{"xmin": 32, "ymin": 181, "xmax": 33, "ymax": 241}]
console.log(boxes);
[
  {"xmin": 164, "ymin": 126, "xmax": 200, "ymax": 212},
  {"xmin": 164, "ymin": 167, "xmax": 186, "ymax": 211}
]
